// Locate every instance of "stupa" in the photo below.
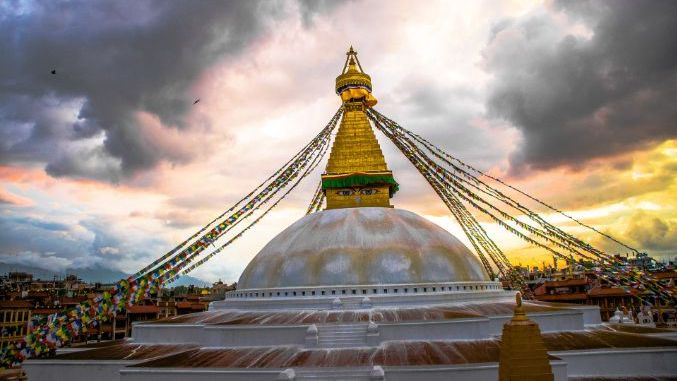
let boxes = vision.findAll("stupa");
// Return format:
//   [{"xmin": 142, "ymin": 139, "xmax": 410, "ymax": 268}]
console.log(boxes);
[{"xmin": 24, "ymin": 48, "xmax": 677, "ymax": 381}]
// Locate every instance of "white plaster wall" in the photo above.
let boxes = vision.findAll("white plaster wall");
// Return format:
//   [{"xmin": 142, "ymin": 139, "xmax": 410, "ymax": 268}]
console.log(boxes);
[
  {"xmin": 131, "ymin": 324, "xmax": 205, "ymax": 344},
  {"xmin": 119, "ymin": 368, "xmax": 283, "ymax": 381},
  {"xmin": 117, "ymin": 361, "xmax": 567, "ymax": 381},
  {"xmin": 203, "ymin": 325, "xmax": 308, "ymax": 347},
  {"xmin": 378, "ymin": 318, "xmax": 491, "ymax": 341},
  {"xmin": 488, "ymin": 311, "xmax": 585, "ymax": 334},
  {"xmin": 552, "ymin": 347, "xmax": 677, "ymax": 377},
  {"xmin": 570, "ymin": 304, "xmax": 603, "ymax": 325},
  {"xmin": 384, "ymin": 361, "xmax": 567, "ymax": 381},
  {"xmin": 23, "ymin": 360, "xmax": 135, "ymax": 381}
]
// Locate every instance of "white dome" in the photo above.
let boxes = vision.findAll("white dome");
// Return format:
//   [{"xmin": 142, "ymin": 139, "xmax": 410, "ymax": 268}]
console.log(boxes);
[{"xmin": 238, "ymin": 207, "xmax": 489, "ymax": 289}]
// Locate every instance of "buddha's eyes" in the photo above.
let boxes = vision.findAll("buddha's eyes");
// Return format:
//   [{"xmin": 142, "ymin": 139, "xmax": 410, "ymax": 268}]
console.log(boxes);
[
  {"xmin": 336, "ymin": 189, "xmax": 354, "ymax": 196},
  {"xmin": 335, "ymin": 188, "xmax": 378, "ymax": 196}
]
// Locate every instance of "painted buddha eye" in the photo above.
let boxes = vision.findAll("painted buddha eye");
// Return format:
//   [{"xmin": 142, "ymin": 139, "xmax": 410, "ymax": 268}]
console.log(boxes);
[
  {"xmin": 336, "ymin": 189, "xmax": 354, "ymax": 196},
  {"xmin": 360, "ymin": 188, "xmax": 379, "ymax": 195}
]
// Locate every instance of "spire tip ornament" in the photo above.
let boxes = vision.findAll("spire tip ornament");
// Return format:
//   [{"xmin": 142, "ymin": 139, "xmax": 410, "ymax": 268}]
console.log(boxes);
[
  {"xmin": 513, "ymin": 291, "xmax": 527, "ymax": 321},
  {"xmin": 336, "ymin": 46, "xmax": 375, "ymax": 106}
]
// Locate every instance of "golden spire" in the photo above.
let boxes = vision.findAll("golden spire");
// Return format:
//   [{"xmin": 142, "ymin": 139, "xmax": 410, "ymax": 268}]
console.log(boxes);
[{"xmin": 322, "ymin": 47, "xmax": 398, "ymax": 210}]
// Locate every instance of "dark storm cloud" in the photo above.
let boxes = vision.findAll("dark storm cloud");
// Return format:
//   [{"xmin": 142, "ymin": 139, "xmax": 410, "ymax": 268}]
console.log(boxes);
[
  {"xmin": 0, "ymin": 0, "xmax": 330, "ymax": 181},
  {"xmin": 484, "ymin": 0, "xmax": 677, "ymax": 173}
]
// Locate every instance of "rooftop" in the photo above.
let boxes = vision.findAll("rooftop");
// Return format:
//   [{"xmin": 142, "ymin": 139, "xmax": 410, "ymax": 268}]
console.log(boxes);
[{"xmin": 0, "ymin": 300, "xmax": 32, "ymax": 309}]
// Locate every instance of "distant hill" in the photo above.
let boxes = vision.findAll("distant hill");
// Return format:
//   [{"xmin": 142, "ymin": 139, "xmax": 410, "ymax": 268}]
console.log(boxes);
[{"xmin": 0, "ymin": 262, "xmax": 209, "ymax": 287}]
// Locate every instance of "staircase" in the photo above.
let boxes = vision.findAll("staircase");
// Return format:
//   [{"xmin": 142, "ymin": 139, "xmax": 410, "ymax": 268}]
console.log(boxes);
[{"xmin": 317, "ymin": 323, "xmax": 368, "ymax": 348}]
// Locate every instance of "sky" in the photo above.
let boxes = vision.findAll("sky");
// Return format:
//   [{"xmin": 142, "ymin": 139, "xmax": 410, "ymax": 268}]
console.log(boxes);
[{"xmin": 0, "ymin": 0, "xmax": 675, "ymax": 283}]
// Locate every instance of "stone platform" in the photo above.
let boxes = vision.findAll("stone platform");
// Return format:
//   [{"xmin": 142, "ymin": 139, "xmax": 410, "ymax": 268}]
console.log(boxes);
[{"xmin": 23, "ymin": 293, "xmax": 677, "ymax": 380}]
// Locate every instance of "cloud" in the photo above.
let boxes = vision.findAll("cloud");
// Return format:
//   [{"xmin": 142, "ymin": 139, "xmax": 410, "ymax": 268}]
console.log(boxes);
[
  {"xmin": 0, "ymin": 251, "xmax": 74, "ymax": 272},
  {"xmin": 0, "ymin": 0, "xmax": 333, "ymax": 181},
  {"xmin": 0, "ymin": 209, "xmax": 174, "ymax": 274},
  {"xmin": 0, "ymin": 186, "xmax": 33, "ymax": 206},
  {"xmin": 507, "ymin": 140, "xmax": 677, "ymax": 212},
  {"xmin": 11, "ymin": 216, "xmax": 70, "ymax": 232},
  {"xmin": 624, "ymin": 211, "xmax": 677, "ymax": 253},
  {"xmin": 0, "ymin": 214, "xmax": 94, "ymax": 269},
  {"xmin": 483, "ymin": 0, "xmax": 677, "ymax": 174}
]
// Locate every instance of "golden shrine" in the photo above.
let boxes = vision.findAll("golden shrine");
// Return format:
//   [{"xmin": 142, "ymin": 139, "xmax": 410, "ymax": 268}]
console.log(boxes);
[{"xmin": 499, "ymin": 292, "xmax": 555, "ymax": 381}]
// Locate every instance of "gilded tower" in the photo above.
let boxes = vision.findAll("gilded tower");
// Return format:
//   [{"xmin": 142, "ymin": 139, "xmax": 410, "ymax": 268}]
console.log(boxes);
[
  {"xmin": 498, "ymin": 293, "xmax": 555, "ymax": 381},
  {"xmin": 322, "ymin": 47, "xmax": 398, "ymax": 209}
]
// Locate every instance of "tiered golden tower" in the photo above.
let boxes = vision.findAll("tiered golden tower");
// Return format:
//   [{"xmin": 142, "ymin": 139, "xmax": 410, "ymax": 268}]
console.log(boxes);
[
  {"xmin": 322, "ymin": 47, "xmax": 398, "ymax": 209},
  {"xmin": 498, "ymin": 293, "xmax": 555, "ymax": 381}
]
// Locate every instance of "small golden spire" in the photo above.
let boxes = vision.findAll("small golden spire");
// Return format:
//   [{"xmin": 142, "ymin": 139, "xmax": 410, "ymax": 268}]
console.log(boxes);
[
  {"xmin": 347, "ymin": 57, "xmax": 357, "ymax": 72},
  {"xmin": 499, "ymin": 291, "xmax": 554, "ymax": 381},
  {"xmin": 513, "ymin": 291, "xmax": 527, "ymax": 321}
]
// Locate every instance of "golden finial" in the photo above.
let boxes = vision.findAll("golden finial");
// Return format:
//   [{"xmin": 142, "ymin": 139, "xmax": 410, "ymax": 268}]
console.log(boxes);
[
  {"xmin": 336, "ymin": 46, "xmax": 371, "ymax": 95},
  {"xmin": 347, "ymin": 57, "xmax": 357, "ymax": 72},
  {"xmin": 513, "ymin": 291, "xmax": 527, "ymax": 321}
]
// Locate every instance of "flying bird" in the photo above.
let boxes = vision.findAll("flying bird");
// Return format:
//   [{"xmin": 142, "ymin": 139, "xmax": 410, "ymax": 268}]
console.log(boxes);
[
  {"xmin": 193, "ymin": 98, "xmax": 200, "ymax": 105},
  {"xmin": 51, "ymin": 69, "xmax": 56, "ymax": 75}
]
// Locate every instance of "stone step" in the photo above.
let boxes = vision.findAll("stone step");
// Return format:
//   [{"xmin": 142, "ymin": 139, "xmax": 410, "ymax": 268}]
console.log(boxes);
[
  {"xmin": 319, "ymin": 327, "xmax": 368, "ymax": 331},
  {"xmin": 319, "ymin": 333, "xmax": 367, "ymax": 337},
  {"xmin": 318, "ymin": 338, "xmax": 365, "ymax": 343},
  {"xmin": 296, "ymin": 367, "xmax": 376, "ymax": 373},
  {"xmin": 317, "ymin": 344, "xmax": 369, "ymax": 349},
  {"xmin": 318, "ymin": 337, "xmax": 366, "ymax": 341},
  {"xmin": 315, "ymin": 323, "xmax": 369, "ymax": 349},
  {"xmin": 296, "ymin": 376, "xmax": 371, "ymax": 380},
  {"xmin": 318, "ymin": 324, "xmax": 369, "ymax": 329},
  {"xmin": 318, "ymin": 337, "xmax": 366, "ymax": 342},
  {"xmin": 297, "ymin": 376, "xmax": 370, "ymax": 378},
  {"xmin": 319, "ymin": 328, "xmax": 367, "ymax": 331},
  {"xmin": 318, "ymin": 339, "xmax": 366, "ymax": 344},
  {"xmin": 318, "ymin": 332, "xmax": 364, "ymax": 337},
  {"xmin": 318, "ymin": 340, "xmax": 367, "ymax": 344},
  {"xmin": 318, "ymin": 335, "xmax": 365, "ymax": 340}
]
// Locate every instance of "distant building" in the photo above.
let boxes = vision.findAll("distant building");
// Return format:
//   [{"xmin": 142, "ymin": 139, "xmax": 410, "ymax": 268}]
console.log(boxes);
[
  {"xmin": 8, "ymin": 272, "xmax": 32, "ymax": 284},
  {"xmin": 534, "ymin": 278, "xmax": 589, "ymax": 303},
  {"xmin": 125, "ymin": 304, "xmax": 160, "ymax": 337},
  {"xmin": 588, "ymin": 286, "xmax": 638, "ymax": 322},
  {"xmin": 157, "ymin": 299, "xmax": 177, "ymax": 319},
  {"xmin": 0, "ymin": 300, "xmax": 32, "ymax": 348}
]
